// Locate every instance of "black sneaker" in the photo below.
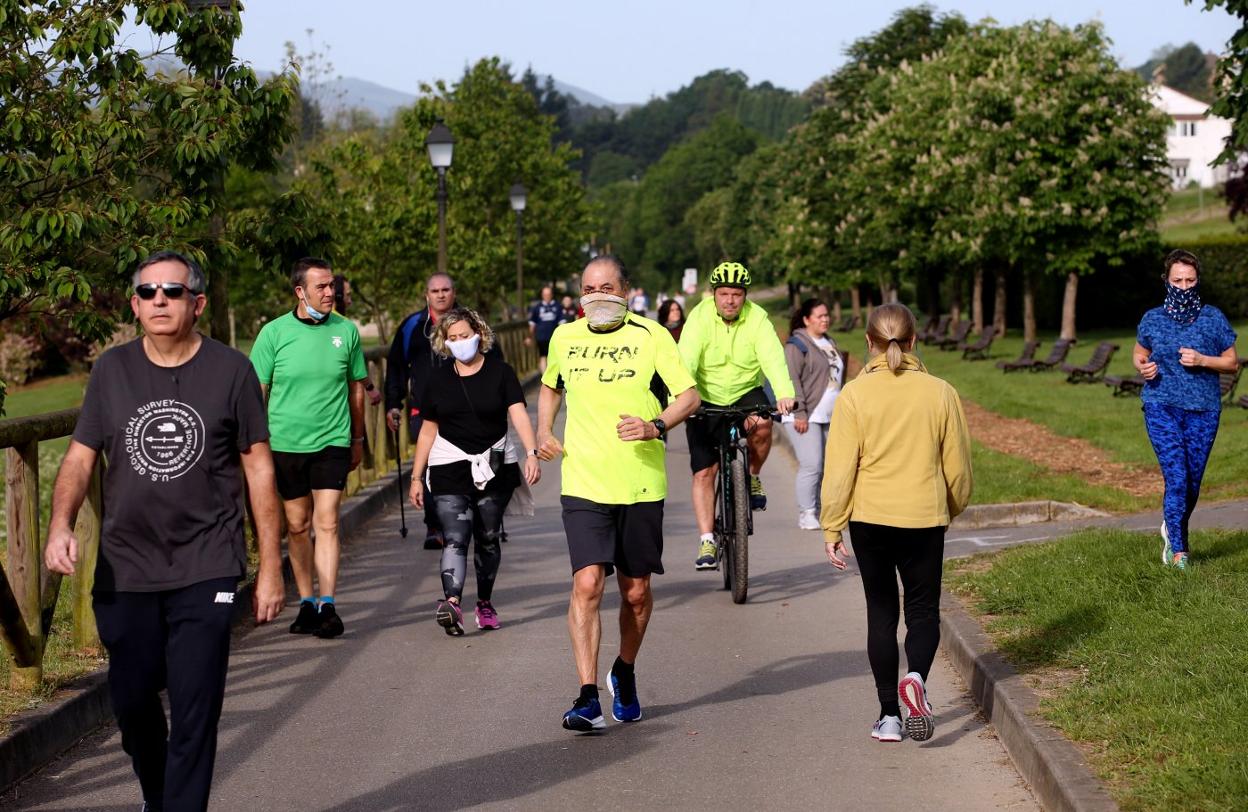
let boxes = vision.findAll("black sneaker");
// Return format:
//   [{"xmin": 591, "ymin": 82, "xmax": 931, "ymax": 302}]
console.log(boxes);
[
  {"xmin": 423, "ymin": 529, "xmax": 444, "ymax": 550},
  {"xmin": 289, "ymin": 601, "xmax": 319, "ymax": 634},
  {"xmin": 314, "ymin": 603, "xmax": 344, "ymax": 639}
]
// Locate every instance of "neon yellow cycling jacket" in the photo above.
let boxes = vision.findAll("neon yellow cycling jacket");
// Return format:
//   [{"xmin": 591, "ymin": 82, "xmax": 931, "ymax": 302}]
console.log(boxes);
[{"xmin": 678, "ymin": 297, "xmax": 796, "ymax": 405}]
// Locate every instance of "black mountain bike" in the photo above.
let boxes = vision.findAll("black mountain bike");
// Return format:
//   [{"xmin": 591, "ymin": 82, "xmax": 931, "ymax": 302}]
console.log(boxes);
[{"xmin": 691, "ymin": 404, "xmax": 775, "ymax": 604}]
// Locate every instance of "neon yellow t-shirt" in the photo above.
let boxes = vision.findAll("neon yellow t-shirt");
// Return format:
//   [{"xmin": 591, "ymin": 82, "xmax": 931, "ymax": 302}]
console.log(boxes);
[
  {"xmin": 542, "ymin": 314, "xmax": 696, "ymax": 505},
  {"xmin": 250, "ymin": 311, "xmax": 367, "ymax": 453}
]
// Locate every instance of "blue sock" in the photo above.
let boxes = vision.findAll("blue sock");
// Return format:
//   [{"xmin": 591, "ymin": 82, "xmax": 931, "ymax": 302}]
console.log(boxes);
[
  {"xmin": 319, "ymin": 595, "xmax": 335, "ymax": 606},
  {"xmin": 300, "ymin": 596, "xmax": 316, "ymax": 605}
]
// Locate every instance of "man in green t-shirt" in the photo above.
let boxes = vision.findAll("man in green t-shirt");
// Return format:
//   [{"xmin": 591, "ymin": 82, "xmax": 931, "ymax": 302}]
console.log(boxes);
[
  {"xmin": 537, "ymin": 255, "xmax": 701, "ymax": 732},
  {"xmin": 251, "ymin": 257, "xmax": 368, "ymax": 639}
]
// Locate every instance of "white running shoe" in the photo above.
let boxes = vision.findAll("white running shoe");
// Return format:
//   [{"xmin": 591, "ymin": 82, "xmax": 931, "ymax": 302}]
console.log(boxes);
[
  {"xmin": 1160, "ymin": 522, "xmax": 1170, "ymax": 566},
  {"xmin": 871, "ymin": 715, "xmax": 903, "ymax": 742},
  {"xmin": 798, "ymin": 509, "xmax": 820, "ymax": 531},
  {"xmin": 899, "ymin": 671, "xmax": 935, "ymax": 741}
]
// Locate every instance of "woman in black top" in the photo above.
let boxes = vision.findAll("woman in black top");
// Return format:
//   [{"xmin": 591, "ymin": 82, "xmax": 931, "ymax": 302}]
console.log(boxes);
[{"xmin": 410, "ymin": 308, "xmax": 541, "ymax": 635}]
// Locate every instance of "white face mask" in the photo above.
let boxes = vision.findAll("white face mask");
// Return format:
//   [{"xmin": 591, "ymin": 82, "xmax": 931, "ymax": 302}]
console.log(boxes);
[
  {"xmin": 580, "ymin": 293, "xmax": 628, "ymax": 329},
  {"xmin": 446, "ymin": 334, "xmax": 481, "ymax": 363}
]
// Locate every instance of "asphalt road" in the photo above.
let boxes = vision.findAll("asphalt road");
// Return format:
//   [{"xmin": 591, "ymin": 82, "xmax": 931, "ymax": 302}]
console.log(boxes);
[{"xmin": 4, "ymin": 417, "xmax": 1038, "ymax": 811}]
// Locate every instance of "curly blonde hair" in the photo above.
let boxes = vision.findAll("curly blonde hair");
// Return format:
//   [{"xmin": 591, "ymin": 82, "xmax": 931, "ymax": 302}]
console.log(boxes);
[{"xmin": 432, "ymin": 306, "xmax": 495, "ymax": 358}]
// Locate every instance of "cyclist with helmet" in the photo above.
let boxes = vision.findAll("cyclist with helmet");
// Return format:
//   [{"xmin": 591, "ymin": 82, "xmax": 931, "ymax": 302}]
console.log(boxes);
[{"xmin": 678, "ymin": 261, "xmax": 797, "ymax": 570}]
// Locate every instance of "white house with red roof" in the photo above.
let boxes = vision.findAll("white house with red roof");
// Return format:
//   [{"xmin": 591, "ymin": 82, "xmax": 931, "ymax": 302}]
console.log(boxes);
[{"xmin": 1149, "ymin": 84, "xmax": 1232, "ymax": 189}]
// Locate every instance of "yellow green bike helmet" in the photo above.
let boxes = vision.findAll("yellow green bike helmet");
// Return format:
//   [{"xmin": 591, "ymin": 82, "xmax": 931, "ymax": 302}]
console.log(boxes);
[{"xmin": 709, "ymin": 261, "xmax": 752, "ymax": 289}]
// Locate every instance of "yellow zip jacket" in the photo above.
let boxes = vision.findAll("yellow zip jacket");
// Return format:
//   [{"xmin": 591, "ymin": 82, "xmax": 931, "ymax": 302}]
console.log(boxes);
[
  {"xmin": 678, "ymin": 298, "xmax": 796, "ymax": 405},
  {"xmin": 820, "ymin": 352, "xmax": 973, "ymax": 542}
]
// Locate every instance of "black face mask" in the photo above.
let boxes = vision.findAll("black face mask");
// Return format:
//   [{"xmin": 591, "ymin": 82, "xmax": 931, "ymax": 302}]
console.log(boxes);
[{"xmin": 1163, "ymin": 282, "xmax": 1202, "ymax": 326}]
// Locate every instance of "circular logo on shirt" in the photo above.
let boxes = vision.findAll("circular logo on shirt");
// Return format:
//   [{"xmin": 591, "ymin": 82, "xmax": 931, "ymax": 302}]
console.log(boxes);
[{"xmin": 124, "ymin": 400, "xmax": 205, "ymax": 481}]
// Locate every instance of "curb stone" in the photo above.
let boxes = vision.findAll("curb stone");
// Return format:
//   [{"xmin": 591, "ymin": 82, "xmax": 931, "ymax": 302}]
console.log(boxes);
[
  {"xmin": 941, "ymin": 591, "xmax": 1119, "ymax": 812},
  {"xmin": 0, "ymin": 371, "xmax": 541, "ymax": 793}
]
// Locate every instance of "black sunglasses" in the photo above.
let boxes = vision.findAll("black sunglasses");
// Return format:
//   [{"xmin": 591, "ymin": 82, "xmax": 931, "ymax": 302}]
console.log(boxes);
[{"xmin": 135, "ymin": 282, "xmax": 200, "ymax": 300}]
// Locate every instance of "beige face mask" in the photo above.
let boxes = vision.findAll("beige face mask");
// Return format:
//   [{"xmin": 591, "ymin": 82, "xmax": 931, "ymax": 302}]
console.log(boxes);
[{"xmin": 580, "ymin": 293, "xmax": 628, "ymax": 329}]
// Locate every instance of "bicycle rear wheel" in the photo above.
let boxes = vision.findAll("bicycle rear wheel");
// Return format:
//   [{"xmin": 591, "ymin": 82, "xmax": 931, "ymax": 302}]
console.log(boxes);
[{"xmin": 728, "ymin": 457, "xmax": 750, "ymax": 604}]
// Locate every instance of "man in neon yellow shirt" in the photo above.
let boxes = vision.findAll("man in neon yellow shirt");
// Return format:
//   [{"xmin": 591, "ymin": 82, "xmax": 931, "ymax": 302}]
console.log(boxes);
[
  {"xmin": 537, "ymin": 254, "xmax": 700, "ymax": 731},
  {"xmin": 678, "ymin": 261, "xmax": 796, "ymax": 570}
]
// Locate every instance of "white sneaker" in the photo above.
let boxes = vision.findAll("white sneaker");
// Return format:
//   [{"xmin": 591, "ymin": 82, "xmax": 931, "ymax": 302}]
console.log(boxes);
[
  {"xmin": 798, "ymin": 509, "xmax": 820, "ymax": 531},
  {"xmin": 1160, "ymin": 522, "xmax": 1170, "ymax": 566},
  {"xmin": 871, "ymin": 715, "xmax": 903, "ymax": 742},
  {"xmin": 898, "ymin": 671, "xmax": 934, "ymax": 741}
]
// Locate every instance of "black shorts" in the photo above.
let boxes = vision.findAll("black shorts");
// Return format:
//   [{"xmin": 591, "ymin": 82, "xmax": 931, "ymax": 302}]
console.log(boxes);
[
  {"xmin": 686, "ymin": 386, "xmax": 772, "ymax": 473},
  {"xmin": 537, "ymin": 338, "xmax": 552, "ymax": 358},
  {"xmin": 271, "ymin": 446, "xmax": 351, "ymax": 500},
  {"xmin": 561, "ymin": 496, "xmax": 665, "ymax": 577}
]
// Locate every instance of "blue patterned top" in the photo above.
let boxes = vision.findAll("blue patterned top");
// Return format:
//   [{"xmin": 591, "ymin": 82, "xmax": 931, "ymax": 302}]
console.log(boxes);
[{"xmin": 1136, "ymin": 305, "xmax": 1237, "ymax": 412}]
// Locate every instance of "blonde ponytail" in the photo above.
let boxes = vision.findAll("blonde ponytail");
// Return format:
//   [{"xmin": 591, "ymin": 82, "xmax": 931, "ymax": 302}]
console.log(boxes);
[{"xmin": 866, "ymin": 303, "xmax": 917, "ymax": 374}]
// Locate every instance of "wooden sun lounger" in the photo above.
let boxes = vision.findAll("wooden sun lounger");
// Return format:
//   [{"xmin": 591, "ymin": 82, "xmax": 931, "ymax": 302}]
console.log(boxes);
[
  {"xmin": 1103, "ymin": 373, "xmax": 1146, "ymax": 396},
  {"xmin": 997, "ymin": 341, "xmax": 1039, "ymax": 372},
  {"xmin": 1029, "ymin": 338, "xmax": 1076, "ymax": 371},
  {"xmin": 921, "ymin": 315, "xmax": 952, "ymax": 345},
  {"xmin": 961, "ymin": 326, "xmax": 998, "ymax": 360},
  {"xmin": 1061, "ymin": 341, "xmax": 1119, "ymax": 383},
  {"xmin": 1220, "ymin": 358, "xmax": 1248, "ymax": 404},
  {"xmin": 937, "ymin": 321, "xmax": 972, "ymax": 350}
]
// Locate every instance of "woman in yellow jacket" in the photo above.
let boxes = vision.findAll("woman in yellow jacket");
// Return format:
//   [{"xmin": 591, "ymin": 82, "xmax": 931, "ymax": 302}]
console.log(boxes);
[{"xmin": 820, "ymin": 303, "xmax": 973, "ymax": 744}]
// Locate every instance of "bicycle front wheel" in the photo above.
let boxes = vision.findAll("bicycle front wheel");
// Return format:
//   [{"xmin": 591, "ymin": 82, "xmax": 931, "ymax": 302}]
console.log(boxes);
[{"xmin": 728, "ymin": 457, "xmax": 750, "ymax": 604}]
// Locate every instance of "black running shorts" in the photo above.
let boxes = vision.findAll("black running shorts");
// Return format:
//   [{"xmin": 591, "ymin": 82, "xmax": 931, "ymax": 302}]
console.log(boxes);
[
  {"xmin": 537, "ymin": 338, "xmax": 552, "ymax": 358},
  {"xmin": 685, "ymin": 386, "xmax": 772, "ymax": 473},
  {"xmin": 561, "ymin": 496, "xmax": 665, "ymax": 577},
  {"xmin": 271, "ymin": 445, "xmax": 351, "ymax": 500}
]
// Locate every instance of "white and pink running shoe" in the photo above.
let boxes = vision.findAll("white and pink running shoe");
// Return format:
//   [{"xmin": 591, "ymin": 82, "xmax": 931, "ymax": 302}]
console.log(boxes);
[{"xmin": 898, "ymin": 671, "xmax": 934, "ymax": 741}]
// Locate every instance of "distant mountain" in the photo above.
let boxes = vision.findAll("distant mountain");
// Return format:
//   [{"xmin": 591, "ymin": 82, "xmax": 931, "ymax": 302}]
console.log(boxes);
[
  {"xmin": 307, "ymin": 76, "xmax": 418, "ymax": 122},
  {"xmin": 545, "ymin": 77, "xmax": 635, "ymax": 115}
]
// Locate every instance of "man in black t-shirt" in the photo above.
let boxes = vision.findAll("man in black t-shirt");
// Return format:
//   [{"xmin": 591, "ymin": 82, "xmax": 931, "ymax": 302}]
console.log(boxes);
[{"xmin": 46, "ymin": 251, "xmax": 284, "ymax": 812}]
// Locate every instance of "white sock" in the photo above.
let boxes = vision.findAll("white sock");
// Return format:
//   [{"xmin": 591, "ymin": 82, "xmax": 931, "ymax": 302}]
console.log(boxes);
[{"xmin": 700, "ymin": 532, "xmax": 714, "ymax": 543}]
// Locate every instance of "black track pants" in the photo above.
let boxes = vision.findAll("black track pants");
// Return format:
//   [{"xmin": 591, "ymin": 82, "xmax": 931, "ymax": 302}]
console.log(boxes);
[
  {"xmin": 848, "ymin": 522, "xmax": 944, "ymax": 710},
  {"xmin": 94, "ymin": 576, "xmax": 237, "ymax": 812}
]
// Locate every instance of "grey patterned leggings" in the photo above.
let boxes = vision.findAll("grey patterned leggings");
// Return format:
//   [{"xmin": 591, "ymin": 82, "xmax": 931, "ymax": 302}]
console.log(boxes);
[{"xmin": 432, "ymin": 491, "xmax": 512, "ymax": 602}]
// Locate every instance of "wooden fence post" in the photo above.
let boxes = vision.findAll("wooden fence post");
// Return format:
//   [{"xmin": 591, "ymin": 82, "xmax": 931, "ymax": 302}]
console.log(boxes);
[
  {"xmin": 6, "ymin": 441, "xmax": 44, "ymax": 690},
  {"xmin": 71, "ymin": 461, "xmax": 102, "ymax": 652}
]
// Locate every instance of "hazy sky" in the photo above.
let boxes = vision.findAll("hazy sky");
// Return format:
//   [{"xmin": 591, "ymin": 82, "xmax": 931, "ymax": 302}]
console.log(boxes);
[{"xmin": 216, "ymin": 1, "xmax": 1238, "ymax": 102}]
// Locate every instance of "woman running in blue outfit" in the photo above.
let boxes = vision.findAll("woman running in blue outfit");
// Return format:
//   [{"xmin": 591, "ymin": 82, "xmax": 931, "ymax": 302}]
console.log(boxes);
[{"xmin": 1132, "ymin": 249, "xmax": 1239, "ymax": 569}]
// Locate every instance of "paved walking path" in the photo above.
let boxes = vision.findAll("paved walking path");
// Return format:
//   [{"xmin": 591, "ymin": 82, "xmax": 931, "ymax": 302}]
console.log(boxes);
[{"xmin": 6, "ymin": 419, "xmax": 1047, "ymax": 811}]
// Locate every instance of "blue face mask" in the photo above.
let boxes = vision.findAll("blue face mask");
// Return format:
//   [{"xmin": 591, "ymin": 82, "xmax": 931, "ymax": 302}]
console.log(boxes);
[
  {"xmin": 302, "ymin": 291, "xmax": 327, "ymax": 322},
  {"xmin": 1163, "ymin": 282, "xmax": 1202, "ymax": 326}
]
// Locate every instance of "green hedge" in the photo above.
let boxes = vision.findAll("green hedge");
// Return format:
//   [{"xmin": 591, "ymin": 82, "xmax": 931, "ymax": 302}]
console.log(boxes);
[{"xmin": 1172, "ymin": 235, "xmax": 1248, "ymax": 320}]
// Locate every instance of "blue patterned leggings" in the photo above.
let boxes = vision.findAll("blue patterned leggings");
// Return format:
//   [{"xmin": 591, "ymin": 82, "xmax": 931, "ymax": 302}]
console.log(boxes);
[{"xmin": 1143, "ymin": 403, "xmax": 1220, "ymax": 555}]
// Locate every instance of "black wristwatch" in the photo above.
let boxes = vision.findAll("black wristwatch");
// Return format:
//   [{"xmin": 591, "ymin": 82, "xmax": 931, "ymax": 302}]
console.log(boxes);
[{"xmin": 650, "ymin": 417, "xmax": 667, "ymax": 438}]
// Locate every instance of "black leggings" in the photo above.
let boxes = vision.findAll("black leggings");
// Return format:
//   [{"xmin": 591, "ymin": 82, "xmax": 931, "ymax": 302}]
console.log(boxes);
[
  {"xmin": 432, "ymin": 490, "xmax": 511, "ymax": 602},
  {"xmin": 849, "ymin": 522, "xmax": 944, "ymax": 715}
]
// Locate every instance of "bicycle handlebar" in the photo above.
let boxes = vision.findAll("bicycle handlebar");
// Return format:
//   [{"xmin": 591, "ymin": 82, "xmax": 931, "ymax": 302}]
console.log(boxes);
[{"xmin": 690, "ymin": 404, "xmax": 780, "ymax": 420}]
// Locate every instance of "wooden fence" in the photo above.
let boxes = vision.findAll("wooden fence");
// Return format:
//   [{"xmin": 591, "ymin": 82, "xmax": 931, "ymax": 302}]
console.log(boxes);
[{"xmin": 0, "ymin": 321, "xmax": 538, "ymax": 692}]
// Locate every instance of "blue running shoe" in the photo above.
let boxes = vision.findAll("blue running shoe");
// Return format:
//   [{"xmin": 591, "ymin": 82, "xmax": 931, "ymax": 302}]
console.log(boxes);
[
  {"xmin": 607, "ymin": 668, "xmax": 642, "ymax": 722},
  {"xmin": 562, "ymin": 696, "xmax": 605, "ymax": 732}
]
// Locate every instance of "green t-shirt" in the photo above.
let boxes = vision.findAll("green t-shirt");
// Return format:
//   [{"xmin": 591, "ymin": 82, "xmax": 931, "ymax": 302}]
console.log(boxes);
[
  {"xmin": 542, "ymin": 313, "xmax": 696, "ymax": 505},
  {"xmin": 250, "ymin": 311, "xmax": 368, "ymax": 453}
]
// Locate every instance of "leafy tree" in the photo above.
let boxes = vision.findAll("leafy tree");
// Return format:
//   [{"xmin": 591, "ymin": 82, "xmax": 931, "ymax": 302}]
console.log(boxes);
[
  {"xmin": 0, "ymin": 0, "xmax": 299, "ymax": 411},
  {"xmin": 1189, "ymin": 1, "xmax": 1248, "ymax": 162},
  {"xmin": 300, "ymin": 58, "xmax": 593, "ymax": 328},
  {"xmin": 1160, "ymin": 42, "xmax": 1214, "ymax": 100}
]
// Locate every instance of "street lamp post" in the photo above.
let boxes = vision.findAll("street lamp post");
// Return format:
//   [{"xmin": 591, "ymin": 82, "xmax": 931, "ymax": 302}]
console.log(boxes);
[
  {"xmin": 510, "ymin": 181, "xmax": 527, "ymax": 318},
  {"xmin": 425, "ymin": 121, "xmax": 455, "ymax": 277}
]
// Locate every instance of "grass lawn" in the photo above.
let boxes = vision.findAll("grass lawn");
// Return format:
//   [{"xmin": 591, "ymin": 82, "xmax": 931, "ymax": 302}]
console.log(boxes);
[
  {"xmin": 1160, "ymin": 186, "xmax": 1240, "ymax": 242},
  {"xmin": 822, "ymin": 322, "xmax": 1248, "ymax": 505},
  {"xmin": 969, "ymin": 441, "xmax": 1148, "ymax": 513},
  {"xmin": 947, "ymin": 528, "xmax": 1248, "ymax": 811}
]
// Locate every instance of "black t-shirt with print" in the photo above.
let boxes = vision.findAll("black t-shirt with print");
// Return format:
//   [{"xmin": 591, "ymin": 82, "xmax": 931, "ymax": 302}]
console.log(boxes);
[
  {"xmin": 419, "ymin": 354, "xmax": 525, "ymax": 495},
  {"xmin": 73, "ymin": 337, "xmax": 269, "ymax": 593}
]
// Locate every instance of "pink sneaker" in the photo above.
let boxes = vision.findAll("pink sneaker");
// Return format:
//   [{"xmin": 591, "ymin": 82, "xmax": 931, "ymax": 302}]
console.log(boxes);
[
  {"xmin": 435, "ymin": 600, "xmax": 464, "ymax": 636},
  {"xmin": 475, "ymin": 600, "xmax": 500, "ymax": 630}
]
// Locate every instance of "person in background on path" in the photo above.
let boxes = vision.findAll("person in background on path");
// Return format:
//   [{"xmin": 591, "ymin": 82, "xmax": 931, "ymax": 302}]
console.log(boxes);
[
  {"xmin": 783, "ymin": 299, "xmax": 844, "ymax": 531},
  {"xmin": 1132, "ymin": 249, "xmax": 1239, "ymax": 570},
  {"xmin": 332, "ymin": 274, "xmax": 382, "ymax": 409},
  {"xmin": 526, "ymin": 284, "xmax": 566, "ymax": 373},
  {"xmin": 409, "ymin": 308, "xmax": 540, "ymax": 634},
  {"xmin": 46, "ymin": 251, "xmax": 285, "ymax": 812},
  {"xmin": 630, "ymin": 286, "xmax": 649, "ymax": 317},
  {"xmin": 537, "ymin": 255, "xmax": 700, "ymax": 732},
  {"xmin": 385, "ymin": 272, "xmax": 457, "ymax": 550},
  {"xmin": 251, "ymin": 257, "xmax": 367, "ymax": 640},
  {"xmin": 560, "ymin": 293, "xmax": 579, "ymax": 322},
  {"xmin": 656, "ymin": 299, "xmax": 685, "ymax": 342},
  {"xmin": 678, "ymin": 261, "xmax": 796, "ymax": 570},
  {"xmin": 820, "ymin": 303, "xmax": 972, "ymax": 744}
]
